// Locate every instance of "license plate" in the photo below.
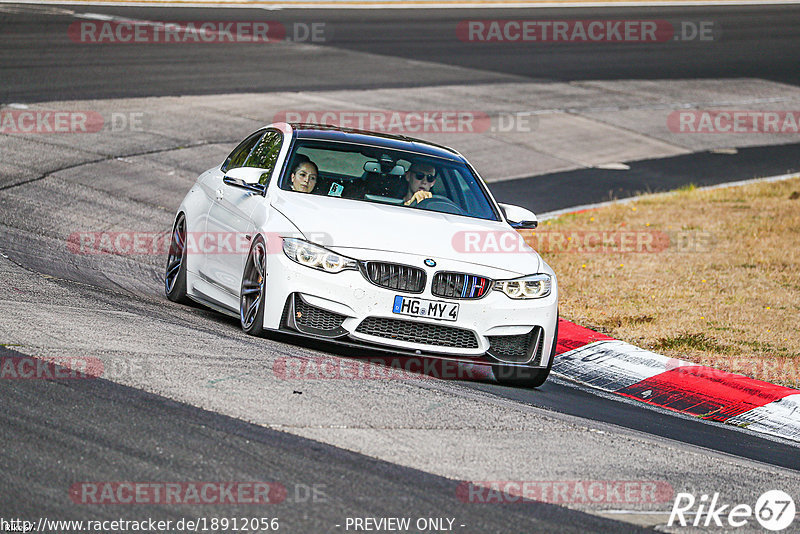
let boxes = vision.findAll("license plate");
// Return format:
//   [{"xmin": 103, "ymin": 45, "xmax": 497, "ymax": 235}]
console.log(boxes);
[{"xmin": 392, "ymin": 295, "xmax": 459, "ymax": 322}]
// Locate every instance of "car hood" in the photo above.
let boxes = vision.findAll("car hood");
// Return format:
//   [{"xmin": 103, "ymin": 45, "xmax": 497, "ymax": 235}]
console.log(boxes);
[{"xmin": 271, "ymin": 192, "xmax": 541, "ymax": 276}]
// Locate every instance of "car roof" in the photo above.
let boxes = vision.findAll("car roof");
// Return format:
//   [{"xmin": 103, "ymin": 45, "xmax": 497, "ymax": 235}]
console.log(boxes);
[{"xmin": 288, "ymin": 123, "xmax": 464, "ymax": 162}]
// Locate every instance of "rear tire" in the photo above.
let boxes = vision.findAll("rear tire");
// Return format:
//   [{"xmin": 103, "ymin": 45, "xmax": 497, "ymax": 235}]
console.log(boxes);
[
  {"xmin": 240, "ymin": 237, "xmax": 267, "ymax": 336},
  {"xmin": 165, "ymin": 213, "xmax": 191, "ymax": 304},
  {"xmin": 493, "ymin": 317, "xmax": 558, "ymax": 388}
]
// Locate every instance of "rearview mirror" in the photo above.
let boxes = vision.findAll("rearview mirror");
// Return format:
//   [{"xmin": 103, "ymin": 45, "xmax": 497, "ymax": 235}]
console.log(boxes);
[
  {"xmin": 498, "ymin": 203, "xmax": 538, "ymax": 229},
  {"xmin": 364, "ymin": 161, "xmax": 405, "ymax": 176}
]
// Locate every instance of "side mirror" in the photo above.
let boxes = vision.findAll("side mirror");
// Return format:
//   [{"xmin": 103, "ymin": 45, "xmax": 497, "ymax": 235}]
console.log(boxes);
[
  {"xmin": 498, "ymin": 203, "xmax": 538, "ymax": 229},
  {"xmin": 223, "ymin": 167, "xmax": 267, "ymax": 194}
]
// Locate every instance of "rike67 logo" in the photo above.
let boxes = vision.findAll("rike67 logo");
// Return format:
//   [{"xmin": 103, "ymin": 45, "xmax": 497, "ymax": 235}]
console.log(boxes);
[{"xmin": 668, "ymin": 490, "xmax": 796, "ymax": 531}]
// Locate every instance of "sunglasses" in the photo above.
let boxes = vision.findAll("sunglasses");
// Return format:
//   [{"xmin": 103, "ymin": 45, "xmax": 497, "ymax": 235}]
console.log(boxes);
[{"xmin": 413, "ymin": 172, "xmax": 436, "ymax": 183}]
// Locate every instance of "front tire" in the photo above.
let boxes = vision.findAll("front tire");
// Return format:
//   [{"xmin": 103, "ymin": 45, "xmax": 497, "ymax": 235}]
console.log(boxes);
[
  {"xmin": 493, "ymin": 318, "xmax": 559, "ymax": 388},
  {"xmin": 240, "ymin": 237, "xmax": 267, "ymax": 336},
  {"xmin": 165, "ymin": 213, "xmax": 190, "ymax": 304}
]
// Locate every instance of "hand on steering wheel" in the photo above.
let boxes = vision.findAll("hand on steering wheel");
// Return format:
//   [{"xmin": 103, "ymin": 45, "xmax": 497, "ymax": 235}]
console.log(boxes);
[
  {"xmin": 404, "ymin": 190, "xmax": 433, "ymax": 206},
  {"xmin": 414, "ymin": 194, "xmax": 464, "ymax": 215}
]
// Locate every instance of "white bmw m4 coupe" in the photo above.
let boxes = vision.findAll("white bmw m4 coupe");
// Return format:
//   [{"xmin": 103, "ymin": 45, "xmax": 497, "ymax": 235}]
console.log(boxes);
[{"xmin": 165, "ymin": 123, "xmax": 558, "ymax": 387}]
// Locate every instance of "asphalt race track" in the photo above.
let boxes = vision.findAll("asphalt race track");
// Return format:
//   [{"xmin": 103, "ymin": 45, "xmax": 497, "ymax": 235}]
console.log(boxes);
[
  {"xmin": 1, "ymin": 4, "xmax": 800, "ymax": 533},
  {"xmin": 2, "ymin": 344, "xmax": 645, "ymax": 533},
  {"xmin": 2, "ymin": 5, "xmax": 800, "ymax": 102}
]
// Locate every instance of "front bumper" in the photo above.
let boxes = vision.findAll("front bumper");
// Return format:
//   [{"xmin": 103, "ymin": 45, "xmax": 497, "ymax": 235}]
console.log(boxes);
[{"xmin": 263, "ymin": 249, "xmax": 558, "ymax": 367}]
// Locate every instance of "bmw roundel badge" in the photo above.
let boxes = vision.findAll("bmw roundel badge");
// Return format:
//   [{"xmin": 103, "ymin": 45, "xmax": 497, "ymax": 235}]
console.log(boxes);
[{"xmin": 424, "ymin": 259, "xmax": 436, "ymax": 267}]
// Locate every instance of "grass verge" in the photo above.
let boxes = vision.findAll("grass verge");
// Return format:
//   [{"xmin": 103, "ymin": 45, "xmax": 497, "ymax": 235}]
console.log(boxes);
[{"xmin": 520, "ymin": 176, "xmax": 800, "ymax": 387}]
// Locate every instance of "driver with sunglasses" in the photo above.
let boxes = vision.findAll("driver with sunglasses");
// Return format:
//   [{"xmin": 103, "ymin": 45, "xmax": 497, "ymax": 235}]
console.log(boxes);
[{"xmin": 403, "ymin": 163, "xmax": 437, "ymax": 206}]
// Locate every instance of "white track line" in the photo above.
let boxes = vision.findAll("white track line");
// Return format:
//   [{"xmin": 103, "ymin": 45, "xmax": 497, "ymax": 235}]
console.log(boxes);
[{"xmin": 539, "ymin": 171, "xmax": 800, "ymax": 220}]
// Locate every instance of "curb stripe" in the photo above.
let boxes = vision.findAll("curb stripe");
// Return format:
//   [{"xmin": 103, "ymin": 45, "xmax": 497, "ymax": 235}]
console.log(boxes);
[
  {"xmin": 553, "ymin": 320, "xmax": 800, "ymax": 442},
  {"xmin": 553, "ymin": 339, "xmax": 694, "ymax": 391},
  {"xmin": 616, "ymin": 366, "xmax": 797, "ymax": 422},
  {"xmin": 555, "ymin": 318, "xmax": 612, "ymax": 354},
  {"xmin": 727, "ymin": 394, "xmax": 800, "ymax": 442}
]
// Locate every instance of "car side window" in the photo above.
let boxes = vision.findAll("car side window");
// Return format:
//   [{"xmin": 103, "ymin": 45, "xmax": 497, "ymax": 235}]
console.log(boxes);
[
  {"xmin": 221, "ymin": 130, "xmax": 264, "ymax": 173},
  {"xmin": 244, "ymin": 130, "xmax": 283, "ymax": 185}
]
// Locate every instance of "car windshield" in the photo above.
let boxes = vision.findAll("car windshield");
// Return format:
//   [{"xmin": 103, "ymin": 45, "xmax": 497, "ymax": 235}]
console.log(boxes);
[{"xmin": 280, "ymin": 139, "xmax": 500, "ymax": 221}]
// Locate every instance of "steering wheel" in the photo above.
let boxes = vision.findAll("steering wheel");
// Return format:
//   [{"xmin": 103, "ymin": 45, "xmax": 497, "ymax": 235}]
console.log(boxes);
[{"xmin": 414, "ymin": 195, "xmax": 464, "ymax": 215}]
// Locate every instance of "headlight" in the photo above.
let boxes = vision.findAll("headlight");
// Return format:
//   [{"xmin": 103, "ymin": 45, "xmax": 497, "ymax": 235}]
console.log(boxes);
[
  {"xmin": 282, "ymin": 238, "xmax": 357, "ymax": 274},
  {"xmin": 493, "ymin": 274, "xmax": 551, "ymax": 299}
]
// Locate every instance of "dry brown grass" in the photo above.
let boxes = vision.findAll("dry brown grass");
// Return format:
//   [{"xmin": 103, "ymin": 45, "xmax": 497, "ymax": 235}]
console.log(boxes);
[{"xmin": 521, "ymin": 177, "xmax": 800, "ymax": 388}]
